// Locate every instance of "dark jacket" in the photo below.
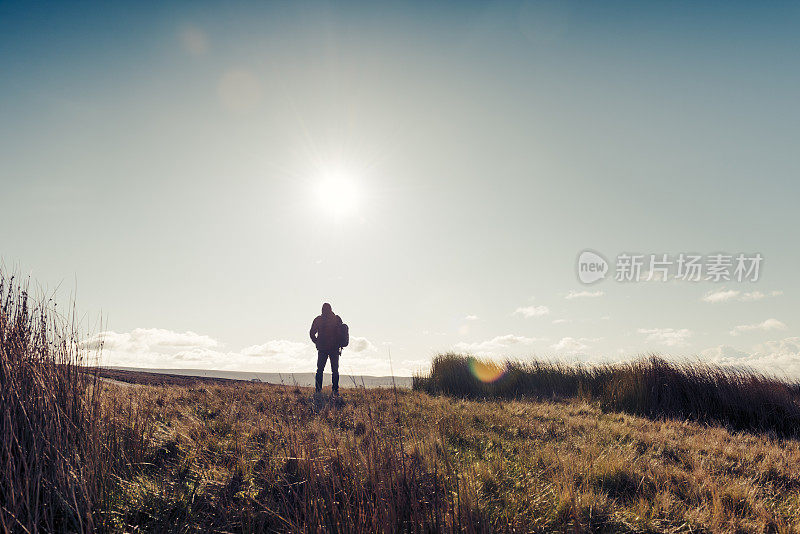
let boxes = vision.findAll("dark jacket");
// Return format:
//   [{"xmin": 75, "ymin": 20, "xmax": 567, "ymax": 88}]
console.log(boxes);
[{"xmin": 310, "ymin": 312, "xmax": 343, "ymax": 353}]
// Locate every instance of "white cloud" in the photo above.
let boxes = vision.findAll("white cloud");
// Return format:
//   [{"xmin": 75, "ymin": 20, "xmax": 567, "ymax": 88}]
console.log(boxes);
[
  {"xmin": 700, "ymin": 345, "xmax": 751, "ymax": 361},
  {"xmin": 514, "ymin": 305, "xmax": 550, "ymax": 318},
  {"xmin": 550, "ymin": 337, "xmax": 589, "ymax": 354},
  {"xmin": 741, "ymin": 290, "xmax": 783, "ymax": 301},
  {"xmin": 701, "ymin": 338, "xmax": 800, "ymax": 378},
  {"xmin": 758, "ymin": 337, "xmax": 800, "ymax": 357},
  {"xmin": 81, "ymin": 328, "xmax": 402, "ymax": 374},
  {"xmin": 241, "ymin": 340, "xmax": 309, "ymax": 359},
  {"xmin": 348, "ymin": 336, "xmax": 377, "ymax": 353},
  {"xmin": 565, "ymin": 290, "xmax": 604, "ymax": 299},
  {"xmin": 703, "ymin": 289, "xmax": 783, "ymax": 303},
  {"xmin": 702, "ymin": 289, "xmax": 740, "ymax": 303},
  {"xmin": 638, "ymin": 328, "xmax": 692, "ymax": 346},
  {"xmin": 552, "ymin": 319, "xmax": 569, "ymax": 324},
  {"xmin": 81, "ymin": 328, "xmax": 218, "ymax": 352},
  {"xmin": 452, "ymin": 334, "xmax": 537, "ymax": 356},
  {"xmin": 465, "ymin": 315, "xmax": 479, "ymax": 321},
  {"xmin": 730, "ymin": 318, "xmax": 787, "ymax": 336}
]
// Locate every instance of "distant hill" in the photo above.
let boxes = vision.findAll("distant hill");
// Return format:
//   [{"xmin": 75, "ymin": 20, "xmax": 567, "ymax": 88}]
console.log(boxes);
[{"xmin": 104, "ymin": 366, "xmax": 413, "ymax": 388}]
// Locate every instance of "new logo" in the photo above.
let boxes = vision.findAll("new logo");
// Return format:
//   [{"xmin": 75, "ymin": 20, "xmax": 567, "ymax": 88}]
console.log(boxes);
[{"xmin": 577, "ymin": 250, "xmax": 608, "ymax": 284}]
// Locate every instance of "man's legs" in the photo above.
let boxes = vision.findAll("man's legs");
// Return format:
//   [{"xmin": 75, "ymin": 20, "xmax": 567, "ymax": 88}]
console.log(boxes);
[
  {"xmin": 315, "ymin": 351, "xmax": 328, "ymax": 392},
  {"xmin": 330, "ymin": 351, "xmax": 340, "ymax": 393}
]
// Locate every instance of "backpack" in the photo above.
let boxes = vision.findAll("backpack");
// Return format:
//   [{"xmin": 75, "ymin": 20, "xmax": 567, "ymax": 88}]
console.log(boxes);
[{"xmin": 338, "ymin": 323, "xmax": 349, "ymax": 348}]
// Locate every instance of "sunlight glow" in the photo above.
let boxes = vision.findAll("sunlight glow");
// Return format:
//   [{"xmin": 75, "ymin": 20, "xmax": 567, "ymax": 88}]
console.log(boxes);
[{"xmin": 315, "ymin": 171, "xmax": 360, "ymax": 218}]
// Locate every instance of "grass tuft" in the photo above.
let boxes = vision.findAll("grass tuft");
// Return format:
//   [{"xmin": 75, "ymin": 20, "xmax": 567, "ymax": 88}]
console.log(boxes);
[
  {"xmin": 0, "ymin": 273, "xmax": 101, "ymax": 532},
  {"xmin": 414, "ymin": 353, "xmax": 800, "ymax": 436}
]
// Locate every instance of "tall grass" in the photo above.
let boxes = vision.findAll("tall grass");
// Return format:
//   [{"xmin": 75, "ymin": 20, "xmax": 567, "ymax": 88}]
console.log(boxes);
[
  {"xmin": 0, "ymin": 270, "xmax": 487, "ymax": 532},
  {"xmin": 7, "ymin": 263, "xmax": 800, "ymax": 531},
  {"xmin": 413, "ymin": 353, "xmax": 607, "ymax": 400},
  {"xmin": 97, "ymin": 384, "xmax": 489, "ymax": 533},
  {"xmin": 414, "ymin": 353, "xmax": 800, "ymax": 436},
  {"xmin": 0, "ymin": 274, "xmax": 102, "ymax": 532}
]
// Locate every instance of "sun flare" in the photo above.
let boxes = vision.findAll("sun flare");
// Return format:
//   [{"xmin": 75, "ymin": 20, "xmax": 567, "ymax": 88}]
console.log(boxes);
[{"xmin": 315, "ymin": 171, "xmax": 359, "ymax": 217}]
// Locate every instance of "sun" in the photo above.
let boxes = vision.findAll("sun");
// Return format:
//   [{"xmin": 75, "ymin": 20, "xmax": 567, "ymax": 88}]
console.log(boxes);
[{"xmin": 315, "ymin": 171, "xmax": 359, "ymax": 218}]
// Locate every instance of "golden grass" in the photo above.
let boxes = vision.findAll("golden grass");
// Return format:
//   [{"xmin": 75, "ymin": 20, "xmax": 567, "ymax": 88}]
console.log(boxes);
[
  {"xmin": 5, "ymin": 269, "xmax": 800, "ymax": 533},
  {"xmin": 415, "ymin": 353, "xmax": 800, "ymax": 437},
  {"xmin": 0, "ymin": 274, "xmax": 104, "ymax": 532},
  {"xmin": 98, "ymin": 381, "xmax": 800, "ymax": 533}
]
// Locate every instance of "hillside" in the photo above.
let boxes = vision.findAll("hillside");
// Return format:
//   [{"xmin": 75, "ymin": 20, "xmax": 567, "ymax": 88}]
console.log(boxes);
[
  {"xmin": 4, "ymin": 272, "xmax": 800, "ymax": 533},
  {"xmin": 97, "ymin": 378, "xmax": 800, "ymax": 533}
]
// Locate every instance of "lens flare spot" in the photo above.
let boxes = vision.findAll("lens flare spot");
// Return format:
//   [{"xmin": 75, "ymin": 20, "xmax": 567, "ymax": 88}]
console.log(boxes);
[{"xmin": 469, "ymin": 358, "xmax": 506, "ymax": 383}]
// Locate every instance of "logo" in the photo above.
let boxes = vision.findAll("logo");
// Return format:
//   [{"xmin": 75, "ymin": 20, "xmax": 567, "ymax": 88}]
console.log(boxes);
[
  {"xmin": 577, "ymin": 250, "xmax": 608, "ymax": 284},
  {"xmin": 574, "ymin": 250, "xmax": 763, "ymax": 284}
]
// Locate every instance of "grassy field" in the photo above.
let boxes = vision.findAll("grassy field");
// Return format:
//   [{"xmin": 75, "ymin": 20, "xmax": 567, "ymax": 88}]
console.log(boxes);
[
  {"xmin": 95, "ymin": 379, "xmax": 800, "ymax": 533},
  {"xmin": 5, "ymin": 272, "xmax": 800, "ymax": 532},
  {"xmin": 95, "ymin": 366, "xmax": 258, "ymax": 387}
]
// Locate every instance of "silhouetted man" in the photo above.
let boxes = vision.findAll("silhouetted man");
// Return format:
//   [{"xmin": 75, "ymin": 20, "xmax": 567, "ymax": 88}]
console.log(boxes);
[{"xmin": 309, "ymin": 302, "xmax": 343, "ymax": 394}]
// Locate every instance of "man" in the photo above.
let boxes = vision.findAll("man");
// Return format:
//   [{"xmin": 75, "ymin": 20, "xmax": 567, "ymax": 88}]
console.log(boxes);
[{"xmin": 309, "ymin": 302, "xmax": 344, "ymax": 395}]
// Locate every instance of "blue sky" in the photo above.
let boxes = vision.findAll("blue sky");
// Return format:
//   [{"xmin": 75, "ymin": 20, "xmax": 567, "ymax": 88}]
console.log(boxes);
[{"xmin": 2, "ymin": 1, "xmax": 799, "ymax": 376}]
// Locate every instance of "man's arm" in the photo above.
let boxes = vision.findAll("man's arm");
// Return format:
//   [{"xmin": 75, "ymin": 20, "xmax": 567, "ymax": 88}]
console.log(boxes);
[{"xmin": 309, "ymin": 317, "xmax": 319, "ymax": 345}]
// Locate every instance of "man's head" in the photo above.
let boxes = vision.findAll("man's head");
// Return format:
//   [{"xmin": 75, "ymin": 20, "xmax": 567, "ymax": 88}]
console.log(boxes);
[{"xmin": 321, "ymin": 302, "xmax": 333, "ymax": 315}]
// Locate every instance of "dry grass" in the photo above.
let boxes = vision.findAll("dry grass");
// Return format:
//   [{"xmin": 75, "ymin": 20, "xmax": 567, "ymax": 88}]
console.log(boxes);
[
  {"xmin": 6, "ymin": 270, "xmax": 800, "ymax": 532},
  {"xmin": 99, "ymin": 381, "xmax": 800, "ymax": 533},
  {"xmin": 415, "ymin": 353, "xmax": 800, "ymax": 437},
  {"xmin": 0, "ymin": 274, "xmax": 103, "ymax": 532},
  {"xmin": 100, "ymin": 384, "xmax": 487, "ymax": 532}
]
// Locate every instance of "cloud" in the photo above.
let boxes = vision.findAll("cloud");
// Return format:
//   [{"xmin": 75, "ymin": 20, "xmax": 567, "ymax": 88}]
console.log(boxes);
[
  {"xmin": 700, "ymin": 345, "xmax": 751, "ymax": 361},
  {"xmin": 552, "ymin": 319, "xmax": 569, "ymax": 324},
  {"xmin": 241, "ymin": 340, "xmax": 309, "ymax": 359},
  {"xmin": 701, "ymin": 338, "xmax": 800, "ymax": 378},
  {"xmin": 638, "ymin": 328, "xmax": 692, "ymax": 346},
  {"xmin": 348, "ymin": 336, "xmax": 377, "ymax": 353},
  {"xmin": 703, "ymin": 289, "xmax": 783, "ymax": 303},
  {"xmin": 702, "ymin": 289, "xmax": 740, "ymax": 303},
  {"xmin": 465, "ymin": 315, "xmax": 479, "ymax": 321},
  {"xmin": 730, "ymin": 318, "xmax": 787, "ymax": 336},
  {"xmin": 758, "ymin": 337, "xmax": 800, "ymax": 357},
  {"xmin": 550, "ymin": 337, "xmax": 589, "ymax": 354},
  {"xmin": 81, "ymin": 328, "xmax": 402, "ymax": 374},
  {"xmin": 452, "ymin": 334, "xmax": 537, "ymax": 356},
  {"xmin": 514, "ymin": 305, "xmax": 550, "ymax": 318},
  {"xmin": 741, "ymin": 290, "xmax": 783, "ymax": 301},
  {"xmin": 81, "ymin": 328, "xmax": 218, "ymax": 352},
  {"xmin": 565, "ymin": 290, "xmax": 604, "ymax": 299}
]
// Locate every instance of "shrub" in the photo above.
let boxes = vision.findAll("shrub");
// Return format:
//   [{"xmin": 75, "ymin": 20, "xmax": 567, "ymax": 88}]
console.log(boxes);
[{"xmin": 414, "ymin": 354, "xmax": 800, "ymax": 436}]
